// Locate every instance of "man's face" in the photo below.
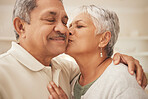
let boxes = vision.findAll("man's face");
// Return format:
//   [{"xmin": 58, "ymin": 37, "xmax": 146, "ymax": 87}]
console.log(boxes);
[{"xmin": 24, "ymin": 0, "xmax": 69, "ymax": 57}]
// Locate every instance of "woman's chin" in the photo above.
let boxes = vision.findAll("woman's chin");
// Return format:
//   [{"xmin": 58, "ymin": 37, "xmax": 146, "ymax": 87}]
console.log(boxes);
[
  {"xmin": 65, "ymin": 50, "xmax": 71, "ymax": 55},
  {"xmin": 65, "ymin": 49, "xmax": 74, "ymax": 56},
  {"xmin": 66, "ymin": 46, "xmax": 79, "ymax": 56}
]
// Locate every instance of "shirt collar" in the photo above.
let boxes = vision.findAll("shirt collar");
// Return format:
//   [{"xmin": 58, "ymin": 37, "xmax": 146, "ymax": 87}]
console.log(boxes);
[{"xmin": 8, "ymin": 42, "xmax": 46, "ymax": 71}]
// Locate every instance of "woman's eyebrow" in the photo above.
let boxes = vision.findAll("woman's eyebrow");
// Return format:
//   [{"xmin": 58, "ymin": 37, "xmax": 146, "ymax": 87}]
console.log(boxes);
[{"xmin": 75, "ymin": 20, "xmax": 83, "ymax": 23}]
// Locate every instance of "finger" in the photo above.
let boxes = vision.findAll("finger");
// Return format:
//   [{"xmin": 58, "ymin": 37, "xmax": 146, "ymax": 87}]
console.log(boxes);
[
  {"xmin": 47, "ymin": 83, "xmax": 59, "ymax": 99},
  {"xmin": 49, "ymin": 95, "xmax": 53, "ymax": 99},
  {"xmin": 127, "ymin": 61, "xmax": 135, "ymax": 75},
  {"xmin": 58, "ymin": 86, "xmax": 68, "ymax": 98},
  {"xmin": 113, "ymin": 53, "xmax": 135, "ymax": 75},
  {"xmin": 113, "ymin": 53, "xmax": 121, "ymax": 65},
  {"xmin": 141, "ymin": 73, "xmax": 147, "ymax": 89},
  {"xmin": 50, "ymin": 82, "xmax": 68, "ymax": 99},
  {"xmin": 134, "ymin": 60, "xmax": 143, "ymax": 85},
  {"xmin": 116, "ymin": 54, "xmax": 135, "ymax": 74},
  {"xmin": 50, "ymin": 82, "xmax": 61, "ymax": 95},
  {"xmin": 121, "ymin": 55, "xmax": 135, "ymax": 75}
]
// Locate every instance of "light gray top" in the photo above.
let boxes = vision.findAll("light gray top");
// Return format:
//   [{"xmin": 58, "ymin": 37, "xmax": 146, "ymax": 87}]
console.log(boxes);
[{"xmin": 71, "ymin": 61, "xmax": 148, "ymax": 99}]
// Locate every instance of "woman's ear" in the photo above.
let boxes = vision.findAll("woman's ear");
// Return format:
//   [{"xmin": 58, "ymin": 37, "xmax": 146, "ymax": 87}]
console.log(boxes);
[
  {"xmin": 13, "ymin": 17, "xmax": 26, "ymax": 38},
  {"xmin": 98, "ymin": 31, "xmax": 111, "ymax": 47}
]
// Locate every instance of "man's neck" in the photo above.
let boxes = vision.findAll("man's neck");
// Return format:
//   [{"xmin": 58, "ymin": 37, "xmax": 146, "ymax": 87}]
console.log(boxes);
[
  {"xmin": 19, "ymin": 42, "xmax": 53, "ymax": 66},
  {"xmin": 32, "ymin": 54, "xmax": 52, "ymax": 66}
]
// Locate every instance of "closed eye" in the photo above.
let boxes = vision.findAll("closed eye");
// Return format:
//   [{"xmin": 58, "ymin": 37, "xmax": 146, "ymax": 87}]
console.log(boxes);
[
  {"xmin": 77, "ymin": 25, "xmax": 84, "ymax": 28},
  {"xmin": 69, "ymin": 24, "xmax": 72, "ymax": 28},
  {"xmin": 45, "ymin": 19, "xmax": 55, "ymax": 22},
  {"xmin": 62, "ymin": 21, "xmax": 67, "ymax": 26}
]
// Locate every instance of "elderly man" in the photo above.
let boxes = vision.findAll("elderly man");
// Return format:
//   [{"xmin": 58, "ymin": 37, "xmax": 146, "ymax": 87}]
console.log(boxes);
[{"xmin": 0, "ymin": 0, "xmax": 147, "ymax": 99}]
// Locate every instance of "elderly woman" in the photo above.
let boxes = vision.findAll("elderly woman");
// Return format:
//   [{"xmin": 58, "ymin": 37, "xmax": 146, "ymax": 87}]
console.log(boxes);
[{"xmin": 48, "ymin": 5, "xmax": 148, "ymax": 99}]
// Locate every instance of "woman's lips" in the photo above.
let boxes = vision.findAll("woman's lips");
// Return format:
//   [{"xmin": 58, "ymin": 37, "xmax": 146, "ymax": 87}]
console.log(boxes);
[{"xmin": 68, "ymin": 39, "xmax": 73, "ymax": 43}]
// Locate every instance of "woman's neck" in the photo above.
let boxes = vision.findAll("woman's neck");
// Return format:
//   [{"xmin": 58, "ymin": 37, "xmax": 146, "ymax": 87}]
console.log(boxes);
[{"xmin": 74, "ymin": 52, "xmax": 112, "ymax": 86}]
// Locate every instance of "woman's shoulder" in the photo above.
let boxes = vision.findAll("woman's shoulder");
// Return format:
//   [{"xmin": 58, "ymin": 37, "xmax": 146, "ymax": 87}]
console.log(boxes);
[
  {"xmin": 107, "ymin": 62, "xmax": 134, "ymax": 79},
  {"xmin": 107, "ymin": 62, "xmax": 132, "ymax": 77},
  {"xmin": 104, "ymin": 62, "xmax": 141, "ymax": 89},
  {"xmin": 108, "ymin": 63, "xmax": 148, "ymax": 98},
  {"xmin": 96, "ymin": 62, "xmax": 148, "ymax": 98}
]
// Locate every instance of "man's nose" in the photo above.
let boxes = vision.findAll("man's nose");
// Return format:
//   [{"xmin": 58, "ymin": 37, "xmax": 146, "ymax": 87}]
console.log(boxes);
[{"xmin": 54, "ymin": 22, "xmax": 68, "ymax": 34}]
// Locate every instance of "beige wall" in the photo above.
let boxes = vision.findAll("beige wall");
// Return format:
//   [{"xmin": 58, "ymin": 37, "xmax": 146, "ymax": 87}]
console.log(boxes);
[
  {"xmin": 0, "ymin": 5, "xmax": 14, "ymax": 37},
  {"xmin": 0, "ymin": 0, "xmax": 148, "ymax": 39}
]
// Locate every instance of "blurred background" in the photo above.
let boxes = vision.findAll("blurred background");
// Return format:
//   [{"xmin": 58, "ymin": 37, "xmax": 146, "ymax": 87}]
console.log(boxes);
[{"xmin": 0, "ymin": 0, "xmax": 148, "ymax": 91}]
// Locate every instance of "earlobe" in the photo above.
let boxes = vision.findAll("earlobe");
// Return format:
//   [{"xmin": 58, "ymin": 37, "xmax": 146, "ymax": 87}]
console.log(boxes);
[{"xmin": 13, "ymin": 17, "xmax": 26, "ymax": 38}]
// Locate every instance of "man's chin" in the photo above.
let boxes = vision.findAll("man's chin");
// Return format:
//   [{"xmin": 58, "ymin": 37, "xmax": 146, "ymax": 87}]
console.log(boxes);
[{"xmin": 55, "ymin": 49, "xmax": 66, "ymax": 55}]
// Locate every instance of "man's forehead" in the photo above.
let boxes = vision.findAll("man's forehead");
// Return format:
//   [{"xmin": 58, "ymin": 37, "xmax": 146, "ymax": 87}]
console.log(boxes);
[
  {"xmin": 41, "ymin": 9, "xmax": 68, "ymax": 18},
  {"xmin": 35, "ymin": 0, "xmax": 66, "ymax": 15}
]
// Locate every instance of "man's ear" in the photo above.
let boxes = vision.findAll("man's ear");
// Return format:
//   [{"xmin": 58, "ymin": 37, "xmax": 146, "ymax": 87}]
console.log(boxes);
[
  {"xmin": 98, "ymin": 31, "xmax": 111, "ymax": 47},
  {"xmin": 13, "ymin": 17, "xmax": 26, "ymax": 38}
]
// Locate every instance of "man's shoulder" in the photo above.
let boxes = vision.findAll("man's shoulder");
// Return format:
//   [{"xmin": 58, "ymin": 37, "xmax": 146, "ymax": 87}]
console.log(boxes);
[
  {"xmin": 0, "ymin": 52, "xmax": 9, "ymax": 59},
  {"xmin": 0, "ymin": 51, "xmax": 19, "ymax": 71},
  {"xmin": 0, "ymin": 52, "xmax": 12, "ymax": 64},
  {"xmin": 0, "ymin": 53, "xmax": 12, "ymax": 80}
]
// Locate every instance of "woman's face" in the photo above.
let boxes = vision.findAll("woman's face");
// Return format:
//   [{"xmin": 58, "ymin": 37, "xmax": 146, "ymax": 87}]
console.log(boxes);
[{"xmin": 66, "ymin": 13, "xmax": 100, "ymax": 56}]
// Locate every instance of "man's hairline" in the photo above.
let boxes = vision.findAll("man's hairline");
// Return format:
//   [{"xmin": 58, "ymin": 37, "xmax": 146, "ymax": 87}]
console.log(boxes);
[{"xmin": 33, "ymin": 0, "xmax": 68, "ymax": 19}]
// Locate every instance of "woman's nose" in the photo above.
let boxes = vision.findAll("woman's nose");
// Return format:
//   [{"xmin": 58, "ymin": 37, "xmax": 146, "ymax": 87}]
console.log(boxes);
[
  {"xmin": 69, "ymin": 32, "xmax": 72, "ymax": 35},
  {"xmin": 69, "ymin": 26, "xmax": 75, "ymax": 36}
]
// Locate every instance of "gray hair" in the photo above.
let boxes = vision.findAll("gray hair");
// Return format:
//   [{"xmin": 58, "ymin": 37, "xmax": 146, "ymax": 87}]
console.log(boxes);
[
  {"xmin": 12, "ymin": 0, "xmax": 63, "ymax": 40},
  {"xmin": 70, "ymin": 5, "xmax": 120, "ymax": 57}
]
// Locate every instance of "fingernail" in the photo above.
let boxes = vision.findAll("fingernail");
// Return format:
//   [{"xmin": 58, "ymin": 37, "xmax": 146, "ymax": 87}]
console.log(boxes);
[
  {"xmin": 130, "ymin": 71, "xmax": 134, "ymax": 75},
  {"xmin": 114, "ymin": 60, "xmax": 117, "ymax": 64},
  {"xmin": 49, "ymin": 95, "xmax": 53, "ymax": 99},
  {"xmin": 48, "ymin": 84, "xmax": 52, "ymax": 88},
  {"xmin": 142, "ymin": 86, "xmax": 145, "ymax": 89},
  {"xmin": 138, "ymin": 81, "xmax": 141, "ymax": 85},
  {"xmin": 51, "ymin": 81, "xmax": 54, "ymax": 85}
]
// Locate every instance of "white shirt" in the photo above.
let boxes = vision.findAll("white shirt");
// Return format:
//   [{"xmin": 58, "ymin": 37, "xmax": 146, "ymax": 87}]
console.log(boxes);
[
  {"xmin": 0, "ymin": 42, "xmax": 79, "ymax": 99},
  {"xmin": 71, "ymin": 62, "xmax": 148, "ymax": 99}
]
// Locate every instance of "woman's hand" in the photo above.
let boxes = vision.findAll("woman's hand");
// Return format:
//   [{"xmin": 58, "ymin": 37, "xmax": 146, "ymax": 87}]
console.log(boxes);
[
  {"xmin": 113, "ymin": 53, "xmax": 147, "ymax": 89},
  {"xmin": 48, "ymin": 81, "xmax": 68, "ymax": 99}
]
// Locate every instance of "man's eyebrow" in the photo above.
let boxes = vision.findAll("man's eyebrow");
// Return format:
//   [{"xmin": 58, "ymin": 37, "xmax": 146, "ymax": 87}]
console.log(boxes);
[
  {"xmin": 41, "ymin": 11, "xmax": 57, "ymax": 18},
  {"xmin": 49, "ymin": 11, "xmax": 57, "ymax": 15}
]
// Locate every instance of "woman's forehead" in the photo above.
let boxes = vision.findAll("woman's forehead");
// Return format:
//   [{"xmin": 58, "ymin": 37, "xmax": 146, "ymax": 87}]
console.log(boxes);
[{"xmin": 72, "ymin": 13, "xmax": 92, "ymax": 23}]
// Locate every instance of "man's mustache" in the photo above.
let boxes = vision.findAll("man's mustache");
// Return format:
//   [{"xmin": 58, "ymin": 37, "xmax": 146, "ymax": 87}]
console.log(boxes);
[
  {"xmin": 49, "ymin": 33, "xmax": 67, "ymax": 39},
  {"xmin": 58, "ymin": 33, "xmax": 67, "ymax": 39}
]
